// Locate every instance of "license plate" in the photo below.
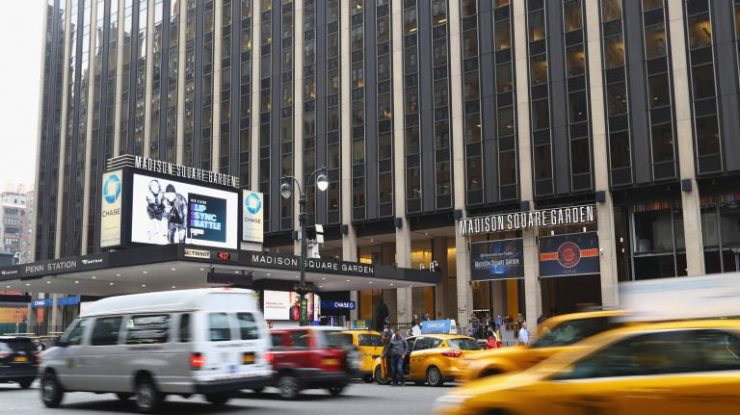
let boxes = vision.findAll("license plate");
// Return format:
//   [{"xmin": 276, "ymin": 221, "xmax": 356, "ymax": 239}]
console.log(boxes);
[
  {"xmin": 14, "ymin": 356, "xmax": 29, "ymax": 362},
  {"xmin": 242, "ymin": 353, "xmax": 255, "ymax": 365}
]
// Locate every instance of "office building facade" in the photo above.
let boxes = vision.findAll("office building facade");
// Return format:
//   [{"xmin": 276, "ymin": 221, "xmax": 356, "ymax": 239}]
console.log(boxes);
[{"xmin": 35, "ymin": 0, "xmax": 740, "ymax": 329}]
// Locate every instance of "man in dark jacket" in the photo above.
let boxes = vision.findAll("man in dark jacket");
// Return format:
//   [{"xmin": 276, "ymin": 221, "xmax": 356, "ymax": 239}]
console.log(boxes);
[{"xmin": 388, "ymin": 329, "xmax": 409, "ymax": 386}]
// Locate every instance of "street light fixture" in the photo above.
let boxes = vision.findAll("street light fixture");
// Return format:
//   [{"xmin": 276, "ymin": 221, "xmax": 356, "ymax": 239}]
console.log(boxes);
[{"xmin": 281, "ymin": 167, "xmax": 329, "ymax": 326}]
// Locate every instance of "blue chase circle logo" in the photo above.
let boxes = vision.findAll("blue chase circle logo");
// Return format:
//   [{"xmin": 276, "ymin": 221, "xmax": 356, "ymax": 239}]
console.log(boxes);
[
  {"xmin": 102, "ymin": 174, "xmax": 122, "ymax": 204},
  {"xmin": 244, "ymin": 192, "xmax": 262, "ymax": 215}
]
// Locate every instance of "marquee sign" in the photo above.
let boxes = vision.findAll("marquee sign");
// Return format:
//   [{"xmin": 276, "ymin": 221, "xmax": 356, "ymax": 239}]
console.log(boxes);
[
  {"xmin": 459, "ymin": 205, "xmax": 595, "ymax": 236},
  {"xmin": 134, "ymin": 156, "xmax": 239, "ymax": 188}
]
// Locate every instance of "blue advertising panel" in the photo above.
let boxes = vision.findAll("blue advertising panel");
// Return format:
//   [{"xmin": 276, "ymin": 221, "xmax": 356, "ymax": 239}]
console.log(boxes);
[
  {"xmin": 470, "ymin": 239, "xmax": 524, "ymax": 281},
  {"xmin": 321, "ymin": 300, "xmax": 356, "ymax": 310},
  {"xmin": 420, "ymin": 319, "xmax": 457, "ymax": 335},
  {"xmin": 539, "ymin": 232, "xmax": 600, "ymax": 277}
]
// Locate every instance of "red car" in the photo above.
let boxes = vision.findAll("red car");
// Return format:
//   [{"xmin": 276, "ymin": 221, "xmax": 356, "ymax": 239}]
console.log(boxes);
[{"xmin": 265, "ymin": 327, "xmax": 359, "ymax": 399}]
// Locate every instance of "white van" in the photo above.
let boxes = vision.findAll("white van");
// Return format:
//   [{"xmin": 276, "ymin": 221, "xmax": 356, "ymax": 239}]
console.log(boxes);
[{"xmin": 39, "ymin": 288, "xmax": 272, "ymax": 413}]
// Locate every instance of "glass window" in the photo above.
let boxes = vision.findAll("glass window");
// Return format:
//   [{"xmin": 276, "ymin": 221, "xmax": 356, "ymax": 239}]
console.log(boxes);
[
  {"xmin": 644, "ymin": 23, "xmax": 667, "ymax": 59},
  {"xmin": 569, "ymin": 92, "xmax": 588, "ymax": 123},
  {"xmin": 404, "ymin": 8, "xmax": 417, "ymax": 34},
  {"xmin": 464, "ymin": 74, "xmax": 479, "ymax": 102},
  {"xmin": 433, "ymin": 38, "xmax": 447, "ymax": 67},
  {"xmin": 463, "ymin": 30, "xmax": 478, "ymax": 59},
  {"xmin": 327, "ymin": 32, "xmax": 339, "ymax": 58},
  {"xmin": 643, "ymin": 0, "xmax": 663, "ymax": 11},
  {"xmin": 465, "ymin": 113, "xmax": 481, "ymax": 142},
  {"xmin": 379, "ymin": 172, "xmax": 393, "ymax": 203},
  {"xmin": 651, "ymin": 123, "xmax": 674, "ymax": 163},
  {"xmin": 358, "ymin": 333, "xmax": 382, "ymax": 347},
  {"xmin": 687, "ymin": 14, "xmax": 712, "ymax": 49},
  {"xmin": 530, "ymin": 54, "xmax": 548, "ymax": 85},
  {"xmin": 353, "ymin": 139, "xmax": 365, "ymax": 162},
  {"xmin": 290, "ymin": 331, "xmax": 310, "ymax": 348},
  {"xmin": 499, "ymin": 150, "xmax": 517, "ymax": 186},
  {"xmin": 566, "ymin": 45, "xmax": 585, "ymax": 77},
  {"xmin": 607, "ymin": 82, "xmax": 627, "ymax": 115},
  {"xmin": 379, "ymin": 132, "xmax": 392, "ymax": 159},
  {"xmin": 352, "ymin": 101, "xmax": 364, "ymax": 125},
  {"xmin": 691, "ymin": 64, "xmax": 716, "ymax": 100},
  {"xmin": 377, "ymin": 15, "xmax": 390, "ymax": 43},
  {"xmin": 602, "ymin": 0, "xmax": 622, "ymax": 22},
  {"xmin": 61, "ymin": 319, "xmax": 90, "ymax": 346},
  {"xmin": 498, "ymin": 106, "xmax": 514, "ymax": 136},
  {"xmin": 431, "ymin": 0, "xmax": 446, "ymax": 25},
  {"xmin": 126, "ymin": 315, "xmax": 170, "ymax": 344},
  {"xmin": 461, "ymin": 0, "xmax": 477, "ymax": 17},
  {"xmin": 494, "ymin": 20, "xmax": 511, "ymax": 51},
  {"xmin": 648, "ymin": 73, "xmax": 671, "ymax": 108},
  {"xmin": 209, "ymin": 312, "xmax": 232, "ymax": 342},
  {"xmin": 351, "ymin": 26, "xmax": 363, "ymax": 51},
  {"xmin": 179, "ymin": 314, "xmax": 191, "ymax": 342},
  {"xmin": 563, "ymin": 0, "xmax": 583, "ymax": 32},
  {"xmin": 609, "ymin": 131, "xmax": 631, "ymax": 168},
  {"xmin": 91, "ymin": 317, "xmax": 123, "ymax": 346},
  {"xmin": 237, "ymin": 313, "xmax": 260, "ymax": 340},
  {"xmin": 603, "ymin": 33, "xmax": 625, "ymax": 69},
  {"xmin": 532, "ymin": 99, "xmax": 550, "ymax": 130},
  {"xmin": 447, "ymin": 338, "xmax": 482, "ymax": 350},
  {"xmin": 413, "ymin": 337, "xmax": 432, "ymax": 351},
  {"xmin": 571, "ymin": 139, "xmax": 591, "ymax": 174},
  {"xmin": 534, "ymin": 144, "xmax": 552, "ymax": 179},
  {"xmin": 496, "ymin": 63, "xmax": 513, "ymax": 93},
  {"xmin": 528, "ymin": 10, "xmax": 545, "ymax": 42},
  {"xmin": 434, "ymin": 80, "xmax": 448, "ymax": 107},
  {"xmin": 695, "ymin": 115, "xmax": 720, "ymax": 156},
  {"xmin": 325, "ymin": 332, "xmax": 353, "ymax": 348}
]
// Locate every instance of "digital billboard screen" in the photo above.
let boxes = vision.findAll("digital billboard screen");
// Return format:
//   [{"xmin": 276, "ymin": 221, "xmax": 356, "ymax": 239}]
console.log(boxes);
[
  {"xmin": 130, "ymin": 173, "xmax": 239, "ymax": 249},
  {"xmin": 263, "ymin": 290, "xmax": 320, "ymax": 322}
]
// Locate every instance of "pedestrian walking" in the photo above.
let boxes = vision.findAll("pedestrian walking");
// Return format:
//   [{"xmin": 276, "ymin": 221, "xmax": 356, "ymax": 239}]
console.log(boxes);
[
  {"xmin": 388, "ymin": 329, "xmax": 409, "ymax": 386},
  {"xmin": 485, "ymin": 330, "xmax": 499, "ymax": 349},
  {"xmin": 518, "ymin": 321, "xmax": 531, "ymax": 345},
  {"xmin": 470, "ymin": 313, "xmax": 481, "ymax": 339}
]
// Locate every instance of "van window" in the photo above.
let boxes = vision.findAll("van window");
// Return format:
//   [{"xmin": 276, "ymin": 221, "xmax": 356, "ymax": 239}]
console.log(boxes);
[
  {"xmin": 209, "ymin": 313, "xmax": 232, "ymax": 342},
  {"xmin": 236, "ymin": 313, "xmax": 260, "ymax": 340},
  {"xmin": 91, "ymin": 317, "xmax": 123, "ymax": 346},
  {"xmin": 62, "ymin": 319, "xmax": 90, "ymax": 346},
  {"xmin": 179, "ymin": 314, "xmax": 191, "ymax": 342},
  {"xmin": 125, "ymin": 315, "xmax": 170, "ymax": 344}
]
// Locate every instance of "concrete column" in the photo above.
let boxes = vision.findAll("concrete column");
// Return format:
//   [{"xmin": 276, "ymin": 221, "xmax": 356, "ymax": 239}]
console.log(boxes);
[
  {"xmin": 211, "ymin": 0, "xmax": 223, "ymax": 170},
  {"xmin": 49, "ymin": 294, "xmax": 59, "ymax": 334},
  {"xmin": 585, "ymin": 0, "xmax": 619, "ymax": 306},
  {"xmin": 293, "ymin": 1, "xmax": 304, "ymax": 256},
  {"xmin": 54, "ymin": 0, "xmax": 73, "ymax": 259},
  {"xmin": 249, "ymin": 0, "xmax": 261, "ymax": 190},
  {"xmin": 512, "ymin": 0, "xmax": 541, "ymax": 331},
  {"xmin": 432, "ymin": 237, "xmax": 449, "ymax": 318},
  {"xmin": 113, "ymin": 0, "xmax": 125, "ymax": 156},
  {"xmin": 667, "ymin": 0, "xmax": 704, "ymax": 276},
  {"xmin": 175, "ymin": 0, "xmax": 187, "ymax": 164},
  {"xmin": 143, "ymin": 0, "xmax": 155, "ymax": 157},
  {"xmin": 26, "ymin": 294, "xmax": 36, "ymax": 335},
  {"xmin": 349, "ymin": 291, "xmax": 359, "ymax": 321},
  {"xmin": 449, "ymin": 0, "xmax": 473, "ymax": 329},
  {"xmin": 81, "ymin": 0, "xmax": 99, "ymax": 254}
]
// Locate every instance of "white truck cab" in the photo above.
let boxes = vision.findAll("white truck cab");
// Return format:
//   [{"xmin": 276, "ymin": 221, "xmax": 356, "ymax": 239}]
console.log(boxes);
[{"xmin": 39, "ymin": 288, "xmax": 271, "ymax": 413}]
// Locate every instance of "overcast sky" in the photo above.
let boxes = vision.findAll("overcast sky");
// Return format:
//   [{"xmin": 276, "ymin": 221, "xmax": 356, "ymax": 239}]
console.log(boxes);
[{"xmin": 0, "ymin": 1, "xmax": 45, "ymax": 192}]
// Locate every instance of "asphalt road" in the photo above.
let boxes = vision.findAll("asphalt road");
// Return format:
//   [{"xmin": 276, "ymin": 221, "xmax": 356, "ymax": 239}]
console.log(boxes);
[{"xmin": 0, "ymin": 381, "xmax": 454, "ymax": 414}]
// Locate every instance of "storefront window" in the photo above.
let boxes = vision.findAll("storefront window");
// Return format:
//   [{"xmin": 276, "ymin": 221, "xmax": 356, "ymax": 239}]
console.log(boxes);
[
  {"xmin": 701, "ymin": 197, "xmax": 740, "ymax": 273},
  {"xmin": 631, "ymin": 203, "xmax": 686, "ymax": 280}
]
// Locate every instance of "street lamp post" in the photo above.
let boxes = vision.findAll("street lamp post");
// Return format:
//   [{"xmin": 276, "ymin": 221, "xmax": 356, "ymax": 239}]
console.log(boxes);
[{"xmin": 281, "ymin": 167, "xmax": 329, "ymax": 326}]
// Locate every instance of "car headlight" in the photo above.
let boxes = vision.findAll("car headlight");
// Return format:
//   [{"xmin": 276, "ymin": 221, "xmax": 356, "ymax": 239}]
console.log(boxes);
[{"xmin": 433, "ymin": 393, "xmax": 472, "ymax": 414}]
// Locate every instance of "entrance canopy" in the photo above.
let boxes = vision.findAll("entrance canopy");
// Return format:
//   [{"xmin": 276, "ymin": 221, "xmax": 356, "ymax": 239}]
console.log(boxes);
[{"xmin": 0, "ymin": 245, "xmax": 440, "ymax": 297}]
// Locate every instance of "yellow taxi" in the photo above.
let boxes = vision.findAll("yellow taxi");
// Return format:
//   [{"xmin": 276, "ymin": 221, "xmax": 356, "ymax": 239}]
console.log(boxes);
[
  {"xmin": 461, "ymin": 310, "xmax": 624, "ymax": 381},
  {"xmin": 373, "ymin": 334, "xmax": 484, "ymax": 386},
  {"xmin": 339, "ymin": 330, "xmax": 384, "ymax": 382},
  {"xmin": 435, "ymin": 319, "xmax": 740, "ymax": 415}
]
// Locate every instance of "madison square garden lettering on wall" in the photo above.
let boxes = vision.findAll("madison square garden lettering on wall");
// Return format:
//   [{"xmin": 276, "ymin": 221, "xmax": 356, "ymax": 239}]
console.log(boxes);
[
  {"xmin": 130, "ymin": 173, "xmax": 239, "ymax": 249},
  {"xmin": 538, "ymin": 232, "xmax": 600, "ymax": 277},
  {"xmin": 460, "ymin": 205, "xmax": 595, "ymax": 236},
  {"xmin": 242, "ymin": 190, "xmax": 264, "ymax": 243},
  {"xmin": 470, "ymin": 239, "xmax": 524, "ymax": 281},
  {"xmin": 100, "ymin": 170, "xmax": 123, "ymax": 247}
]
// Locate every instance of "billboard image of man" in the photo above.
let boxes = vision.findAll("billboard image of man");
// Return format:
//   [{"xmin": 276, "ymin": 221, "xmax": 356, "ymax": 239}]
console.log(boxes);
[
  {"xmin": 163, "ymin": 184, "xmax": 188, "ymax": 243},
  {"xmin": 289, "ymin": 293, "xmax": 301, "ymax": 321},
  {"xmin": 145, "ymin": 179, "xmax": 167, "ymax": 243}
]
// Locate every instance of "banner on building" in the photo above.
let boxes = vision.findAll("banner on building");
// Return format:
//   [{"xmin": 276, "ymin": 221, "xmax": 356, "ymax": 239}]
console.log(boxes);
[
  {"xmin": 470, "ymin": 239, "xmax": 524, "ymax": 281},
  {"xmin": 538, "ymin": 232, "xmax": 600, "ymax": 278},
  {"xmin": 100, "ymin": 170, "xmax": 123, "ymax": 247},
  {"xmin": 242, "ymin": 190, "xmax": 264, "ymax": 243}
]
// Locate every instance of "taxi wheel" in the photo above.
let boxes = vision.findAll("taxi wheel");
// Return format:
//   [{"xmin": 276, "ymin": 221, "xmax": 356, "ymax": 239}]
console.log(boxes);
[
  {"xmin": 426, "ymin": 366, "xmax": 444, "ymax": 387},
  {"xmin": 374, "ymin": 367, "xmax": 389, "ymax": 385},
  {"xmin": 40, "ymin": 372, "xmax": 64, "ymax": 408}
]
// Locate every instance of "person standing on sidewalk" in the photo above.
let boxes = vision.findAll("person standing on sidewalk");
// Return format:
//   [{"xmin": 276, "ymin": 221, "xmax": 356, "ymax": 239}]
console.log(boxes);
[{"xmin": 389, "ymin": 329, "xmax": 409, "ymax": 386}]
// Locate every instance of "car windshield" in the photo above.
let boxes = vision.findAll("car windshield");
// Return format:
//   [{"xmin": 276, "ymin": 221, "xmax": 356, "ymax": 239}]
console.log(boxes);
[
  {"xmin": 447, "ymin": 338, "xmax": 482, "ymax": 350},
  {"xmin": 358, "ymin": 333, "xmax": 382, "ymax": 347},
  {"xmin": 324, "ymin": 332, "xmax": 353, "ymax": 348},
  {"xmin": 531, "ymin": 317, "xmax": 617, "ymax": 349}
]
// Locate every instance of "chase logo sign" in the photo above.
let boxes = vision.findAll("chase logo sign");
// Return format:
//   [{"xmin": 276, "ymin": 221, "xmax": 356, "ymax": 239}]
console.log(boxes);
[
  {"xmin": 102, "ymin": 174, "xmax": 122, "ymax": 204},
  {"xmin": 245, "ymin": 192, "xmax": 262, "ymax": 214}
]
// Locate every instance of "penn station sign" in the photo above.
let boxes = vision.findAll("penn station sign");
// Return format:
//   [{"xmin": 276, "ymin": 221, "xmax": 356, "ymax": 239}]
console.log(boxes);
[{"xmin": 460, "ymin": 205, "xmax": 595, "ymax": 236}]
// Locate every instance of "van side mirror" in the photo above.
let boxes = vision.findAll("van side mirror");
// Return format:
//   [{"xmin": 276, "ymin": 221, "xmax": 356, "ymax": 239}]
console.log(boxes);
[{"xmin": 55, "ymin": 338, "xmax": 69, "ymax": 348}]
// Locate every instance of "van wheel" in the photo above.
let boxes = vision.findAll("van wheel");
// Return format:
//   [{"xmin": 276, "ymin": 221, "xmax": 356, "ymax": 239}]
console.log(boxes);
[
  {"xmin": 116, "ymin": 393, "xmax": 133, "ymax": 400},
  {"xmin": 134, "ymin": 376, "xmax": 163, "ymax": 414},
  {"xmin": 205, "ymin": 393, "xmax": 230, "ymax": 406},
  {"xmin": 327, "ymin": 386, "xmax": 344, "ymax": 396},
  {"xmin": 277, "ymin": 375, "xmax": 300, "ymax": 400},
  {"xmin": 18, "ymin": 379, "xmax": 33, "ymax": 389},
  {"xmin": 374, "ymin": 366, "xmax": 389, "ymax": 385},
  {"xmin": 426, "ymin": 366, "xmax": 444, "ymax": 387},
  {"xmin": 40, "ymin": 372, "xmax": 64, "ymax": 408}
]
